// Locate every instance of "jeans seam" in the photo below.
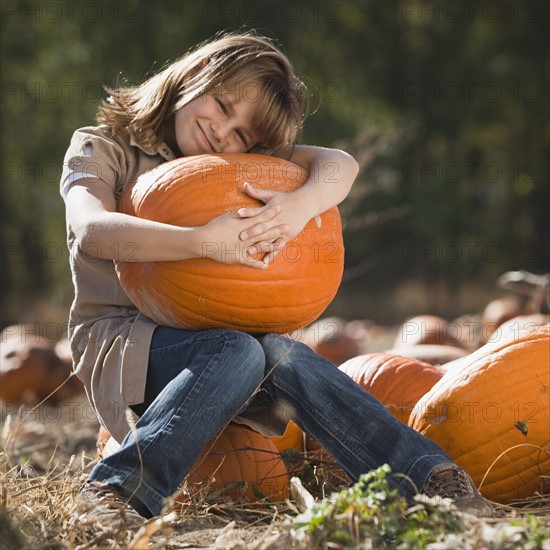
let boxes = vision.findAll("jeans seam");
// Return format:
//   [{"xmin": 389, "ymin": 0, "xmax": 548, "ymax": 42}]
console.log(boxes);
[
  {"xmin": 406, "ymin": 453, "xmax": 452, "ymax": 489},
  {"xmin": 149, "ymin": 331, "xmax": 228, "ymax": 355}
]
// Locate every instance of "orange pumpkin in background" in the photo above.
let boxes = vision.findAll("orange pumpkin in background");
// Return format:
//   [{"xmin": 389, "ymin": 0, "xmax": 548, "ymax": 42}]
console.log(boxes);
[
  {"xmin": 339, "ymin": 352, "xmax": 445, "ymax": 424},
  {"xmin": 493, "ymin": 313, "xmax": 549, "ymax": 343},
  {"xmin": 296, "ymin": 316, "xmax": 360, "ymax": 365},
  {"xmin": 481, "ymin": 297, "xmax": 526, "ymax": 341},
  {"xmin": 409, "ymin": 325, "xmax": 550, "ymax": 504},
  {"xmin": 96, "ymin": 426, "xmax": 112, "ymax": 459},
  {"xmin": 304, "ymin": 432, "xmax": 351, "ymax": 487},
  {"xmin": 385, "ymin": 344, "xmax": 468, "ymax": 367},
  {"xmin": 0, "ymin": 325, "xmax": 81, "ymax": 404},
  {"xmin": 116, "ymin": 154, "xmax": 344, "ymax": 334},
  {"xmin": 304, "ymin": 352, "xmax": 444, "ymax": 483},
  {"xmin": 393, "ymin": 315, "xmax": 460, "ymax": 348}
]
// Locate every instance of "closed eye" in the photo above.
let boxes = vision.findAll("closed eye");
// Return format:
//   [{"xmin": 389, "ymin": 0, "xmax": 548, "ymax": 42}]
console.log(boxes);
[
  {"xmin": 236, "ymin": 130, "xmax": 248, "ymax": 147},
  {"xmin": 216, "ymin": 98, "xmax": 228, "ymax": 115},
  {"xmin": 216, "ymin": 96, "xmax": 251, "ymax": 148}
]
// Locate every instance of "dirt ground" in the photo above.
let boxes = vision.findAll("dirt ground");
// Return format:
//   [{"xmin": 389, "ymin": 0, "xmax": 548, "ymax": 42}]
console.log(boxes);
[{"xmin": 1, "ymin": 355, "xmax": 549, "ymax": 549}]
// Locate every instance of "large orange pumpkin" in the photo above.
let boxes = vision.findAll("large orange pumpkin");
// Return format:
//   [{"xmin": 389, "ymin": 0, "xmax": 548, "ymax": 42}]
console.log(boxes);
[
  {"xmin": 339, "ymin": 353, "xmax": 445, "ymax": 424},
  {"xmin": 409, "ymin": 325, "xmax": 550, "ymax": 504},
  {"xmin": 116, "ymin": 154, "xmax": 344, "ymax": 333}
]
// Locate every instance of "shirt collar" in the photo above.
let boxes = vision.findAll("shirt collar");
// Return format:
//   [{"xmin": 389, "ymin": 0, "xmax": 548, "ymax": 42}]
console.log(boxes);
[{"xmin": 129, "ymin": 133, "xmax": 177, "ymax": 161}]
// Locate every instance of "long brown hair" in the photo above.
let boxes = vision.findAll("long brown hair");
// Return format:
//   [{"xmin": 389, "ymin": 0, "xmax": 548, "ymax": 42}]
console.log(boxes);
[{"xmin": 97, "ymin": 32, "xmax": 309, "ymax": 153}]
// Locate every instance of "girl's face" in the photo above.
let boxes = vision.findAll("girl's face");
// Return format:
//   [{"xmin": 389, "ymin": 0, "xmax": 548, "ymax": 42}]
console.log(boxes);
[{"xmin": 174, "ymin": 86, "xmax": 259, "ymax": 156}]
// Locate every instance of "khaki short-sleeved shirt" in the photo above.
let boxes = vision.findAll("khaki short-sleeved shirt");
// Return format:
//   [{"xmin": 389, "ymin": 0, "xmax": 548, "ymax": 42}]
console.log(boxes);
[
  {"xmin": 61, "ymin": 125, "xmax": 176, "ymax": 443},
  {"xmin": 61, "ymin": 125, "xmax": 287, "ymax": 443}
]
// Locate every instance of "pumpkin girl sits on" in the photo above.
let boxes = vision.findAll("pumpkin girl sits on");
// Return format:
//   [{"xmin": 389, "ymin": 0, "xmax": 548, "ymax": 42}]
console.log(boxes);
[{"xmin": 62, "ymin": 32, "xmax": 492, "ymax": 526}]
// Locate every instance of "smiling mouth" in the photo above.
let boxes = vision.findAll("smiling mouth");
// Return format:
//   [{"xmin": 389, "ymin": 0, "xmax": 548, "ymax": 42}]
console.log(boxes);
[{"xmin": 197, "ymin": 123, "xmax": 216, "ymax": 152}]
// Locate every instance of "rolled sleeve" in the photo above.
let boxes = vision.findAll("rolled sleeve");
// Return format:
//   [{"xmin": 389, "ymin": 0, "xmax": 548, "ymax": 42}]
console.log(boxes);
[{"xmin": 60, "ymin": 126, "xmax": 128, "ymax": 200}]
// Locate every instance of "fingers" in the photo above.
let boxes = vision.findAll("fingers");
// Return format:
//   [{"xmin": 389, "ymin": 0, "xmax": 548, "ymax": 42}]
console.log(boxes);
[
  {"xmin": 240, "ymin": 240, "xmax": 283, "ymax": 270},
  {"xmin": 237, "ymin": 206, "xmax": 264, "ymax": 218},
  {"xmin": 237, "ymin": 202, "xmax": 279, "ymax": 221},
  {"xmin": 238, "ymin": 183, "xmax": 278, "ymax": 218},
  {"xmin": 262, "ymin": 249, "xmax": 281, "ymax": 265},
  {"xmin": 214, "ymin": 238, "xmax": 284, "ymax": 270},
  {"xmin": 248, "ymin": 238, "xmax": 285, "ymax": 257},
  {"xmin": 241, "ymin": 256, "xmax": 270, "ymax": 269},
  {"xmin": 243, "ymin": 224, "xmax": 289, "ymax": 247},
  {"xmin": 242, "ymin": 182, "xmax": 275, "ymax": 203},
  {"xmin": 239, "ymin": 205, "xmax": 283, "ymax": 241}
]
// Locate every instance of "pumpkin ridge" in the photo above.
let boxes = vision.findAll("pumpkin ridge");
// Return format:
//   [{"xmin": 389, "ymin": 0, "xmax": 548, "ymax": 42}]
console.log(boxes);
[{"xmin": 477, "ymin": 443, "xmax": 549, "ymax": 491}]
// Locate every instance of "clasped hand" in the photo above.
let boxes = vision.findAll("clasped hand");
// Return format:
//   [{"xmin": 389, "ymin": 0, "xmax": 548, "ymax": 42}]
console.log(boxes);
[{"xmin": 203, "ymin": 182, "xmax": 309, "ymax": 269}]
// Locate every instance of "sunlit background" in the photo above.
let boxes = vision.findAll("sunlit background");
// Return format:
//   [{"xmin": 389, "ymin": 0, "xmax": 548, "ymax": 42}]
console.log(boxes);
[{"xmin": 2, "ymin": 0, "xmax": 548, "ymax": 331}]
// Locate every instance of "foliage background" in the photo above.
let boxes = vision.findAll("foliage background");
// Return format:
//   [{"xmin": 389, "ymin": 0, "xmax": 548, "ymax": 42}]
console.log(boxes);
[{"xmin": 1, "ymin": 0, "xmax": 548, "ymax": 330}]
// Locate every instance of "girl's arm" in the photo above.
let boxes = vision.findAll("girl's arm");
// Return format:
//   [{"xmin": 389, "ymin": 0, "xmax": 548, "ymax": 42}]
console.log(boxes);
[
  {"xmin": 283, "ymin": 144, "xmax": 359, "ymax": 215},
  {"xmin": 238, "ymin": 145, "xmax": 359, "ymax": 258},
  {"xmin": 65, "ymin": 178, "xmax": 286, "ymax": 268}
]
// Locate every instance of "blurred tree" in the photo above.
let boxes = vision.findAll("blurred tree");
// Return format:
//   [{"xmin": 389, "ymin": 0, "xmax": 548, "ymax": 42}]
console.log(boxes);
[{"xmin": 1, "ymin": 0, "xmax": 548, "ymax": 327}]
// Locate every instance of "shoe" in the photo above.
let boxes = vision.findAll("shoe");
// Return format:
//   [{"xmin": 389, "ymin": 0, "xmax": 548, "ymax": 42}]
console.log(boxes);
[
  {"xmin": 74, "ymin": 482, "xmax": 147, "ymax": 529},
  {"xmin": 421, "ymin": 464, "xmax": 493, "ymax": 516}
]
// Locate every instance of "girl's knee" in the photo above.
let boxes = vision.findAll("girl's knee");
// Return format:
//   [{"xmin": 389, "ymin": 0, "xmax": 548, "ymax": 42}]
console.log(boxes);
[
  {"xmin": 223, "ymin": 329, "xmax": 263, "ymax": 355},
  {"xmin": 221, "ymin": 330, "xmax": 265, "ymax": 381},
  {"xmin": 258, "ymin": 333, "xmax": 309, "ymax": 369}
]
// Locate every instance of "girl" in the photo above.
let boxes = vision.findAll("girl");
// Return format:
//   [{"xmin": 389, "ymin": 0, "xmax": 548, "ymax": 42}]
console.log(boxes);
[{"xmin": 62, "ymin": 32, "xmax": 491, "ymax": 527}]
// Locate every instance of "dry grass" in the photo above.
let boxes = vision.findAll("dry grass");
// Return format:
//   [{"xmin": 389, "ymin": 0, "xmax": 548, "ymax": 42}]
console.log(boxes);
[
  {"xmin": 1, "ymin": 395, "xmax": 549, "ymax": 549},
  {"xmin": 0, "ymin": 396, "xmax": 298, "ymax": 548}
]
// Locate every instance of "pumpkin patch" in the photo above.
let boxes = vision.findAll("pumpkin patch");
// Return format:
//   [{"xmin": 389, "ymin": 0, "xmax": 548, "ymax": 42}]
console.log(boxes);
[
  {"xmin": 384, "ymin": 344, "xmax": 468, "ymax": 367},
  {"xmin": 116, "ymin": 154, "xmax": 344, "ymax": 333},
  {"xmin": 409, "ymin": 325, "xmax": 550, "ymax": 503},
  {"xmin": 393, "ymin": 315, "xmax": 460, "ymax": 348}
]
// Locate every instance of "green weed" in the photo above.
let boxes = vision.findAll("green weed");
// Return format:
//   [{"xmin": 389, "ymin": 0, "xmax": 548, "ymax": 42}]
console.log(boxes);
[{"xmin": 294, "ymin": 464, "xmax": 464, "ymax": 549}]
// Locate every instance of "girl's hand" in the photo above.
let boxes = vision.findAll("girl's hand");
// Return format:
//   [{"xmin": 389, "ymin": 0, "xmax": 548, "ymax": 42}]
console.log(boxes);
[
  {"xmin": 237, "ymin": 145, "xmax": 360, "ymax": 265},
  {"xmin": 201, "ymin": 203, "xmax": 289, "ymax": 269},
  {"xmin": 237, "ymin": 183, "xmax": 313, "ymax": 264}
]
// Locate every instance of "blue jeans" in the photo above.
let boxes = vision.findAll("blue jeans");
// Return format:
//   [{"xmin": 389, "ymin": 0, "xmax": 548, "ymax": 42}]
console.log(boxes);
[{"xmin": 88, "ymin": 327, "xmax": 452, "ymax": 517}]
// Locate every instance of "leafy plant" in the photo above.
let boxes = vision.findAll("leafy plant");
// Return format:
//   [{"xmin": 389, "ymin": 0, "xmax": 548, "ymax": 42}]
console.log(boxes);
[
  {"xmin": 509, "ymin": 514, "xmax": 548, "ymax": 550},
  {"xmin": 294, "ymin": 464, "xmax": 465, "ymax": 549}
]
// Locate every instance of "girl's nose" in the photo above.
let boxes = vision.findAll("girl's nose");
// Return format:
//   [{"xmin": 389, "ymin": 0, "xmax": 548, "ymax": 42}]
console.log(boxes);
[{"xmin": 211, "ymin": 121, "xmax": 231, "ymax": 144}]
